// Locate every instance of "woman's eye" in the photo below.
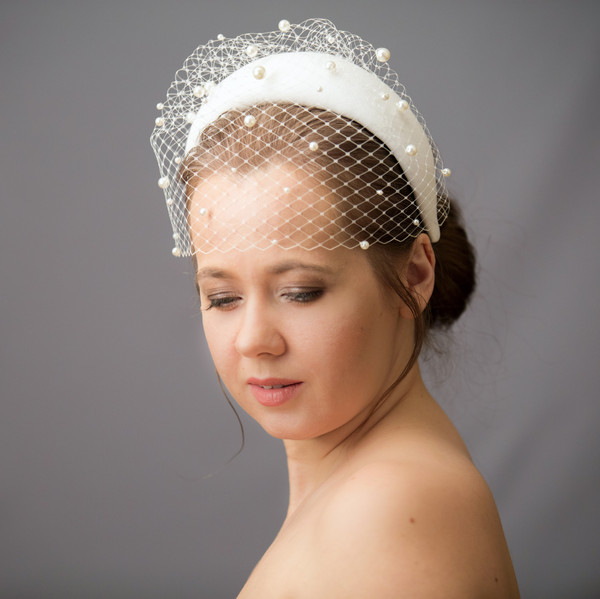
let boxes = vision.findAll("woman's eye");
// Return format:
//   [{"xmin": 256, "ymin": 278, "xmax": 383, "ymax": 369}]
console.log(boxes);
[
  {"xmin": 282, "ymin": 289, "xmax": 324, "ymax": 304},
  {"xmin": 204, "ymin": 296, "xmax": 240, "ymax": 310}
]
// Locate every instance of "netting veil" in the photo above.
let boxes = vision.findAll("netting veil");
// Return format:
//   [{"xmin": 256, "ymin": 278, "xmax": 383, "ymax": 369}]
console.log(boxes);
[{"xmin": 150, "ymin": 18, "xmax": 451, "ymax": 256}]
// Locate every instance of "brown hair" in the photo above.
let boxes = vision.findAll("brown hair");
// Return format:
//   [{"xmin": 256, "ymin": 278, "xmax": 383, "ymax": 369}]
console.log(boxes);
[{"xmin": 182, "ymin": 104, "xmax": 476, "ymax": 406}]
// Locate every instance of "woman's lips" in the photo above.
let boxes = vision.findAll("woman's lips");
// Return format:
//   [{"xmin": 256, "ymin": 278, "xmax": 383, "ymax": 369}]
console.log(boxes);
[{"xmin": 247, "ymin": 378, "xmax": 303, "ymax": 407}]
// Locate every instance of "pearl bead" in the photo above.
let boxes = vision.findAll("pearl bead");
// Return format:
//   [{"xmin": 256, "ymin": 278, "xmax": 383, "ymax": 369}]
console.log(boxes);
[
  {"xmin": 359, "ymin": 240, "xmax": 370, "ymax": 250},
  {"xmin": 316, "ymin": 86, "xmax": 323, "ymax": 92},
  {"xmin": 166, "ymin": 197, "xmax": 174, "ymax": 206},
  {"xmin": 325, "ymin": 60, "xmax": 336, "ymax": 71},
  {"xmin": 158, "ymin": 177, "xmax": 170, "ymax": 189},
  {"xmin": 283, "ymin": 187, "xmax": 290, "ymax": 193},
  {"xmin": 309, "ymin": 141, "xmax": 319, "ymax": 151},
  {"xmin": 172, "ymin": 247, "xmax": 182, "ymax": 257},
  {"xmin": 396, "ymin": 99, "xmax": 409, "ymax": 112},
  {"xmin": 244, "ymin": 114, "xmax": 257, "ymax": 128},
  {"xmin": 405, "ymin": 144, "xmax": 417, "ymax": 156},
  {"xmin": 186, "ymin": 111, "xmax": 196, "ymax": 124},
  {"xmin": 217, "ymin": 34, "xmax": 225, "ymax": 41},
  {"xmin": 413, "ymin": 218, "xmax": 420, "ymax": 226},
  {"xmin": 375, "ymin": 47, "xmax": 391, "ymax": 62},
  {"xmin": 327, "ymin": 35, "xmax": 335, "ymax": 44},
  {"xmin": 278, "ymin": 19, "xmax": 291, "ymax": 32},
  {"xmin": 376, "ymin": 189, "xmax": 384, "ymax": 196},
  {"xmin": 172, "ymin": 232, "xmax": 180, "ymax": 240},
  {"xmin": 174, "ymin": 156, "xmax": 182, "ymax": 164},
  {"xmin": 155, "ymin": 117, "xmax": 164, "ymax": 126},
  {"xmin": 193, "ymin": 85, "xmax": 206, "ymax": 98},
  {"xmin": 231, "ymin": 166, "xmax": 237, "ymax": 172},
  {"xmin": 380, "ymin": 92, "xmax": 389, "ymax": 101},
  {"xmin": 199, "ymin": 207, "xmax": 207, "ymax": 215},
  {"xmin": 252, "ymin": 65, "xmax": 266, "ymax": 80},
  {"xmin": 156, "ymin": 102, "xmax": 164, "ymax": 110},
  {"xmin": 245, "ymin": 44, "xmax": 258, "ymax": 58},
  {"xmin": 441, "ymin": 168, "xmax": 452, "ymax": 177}
]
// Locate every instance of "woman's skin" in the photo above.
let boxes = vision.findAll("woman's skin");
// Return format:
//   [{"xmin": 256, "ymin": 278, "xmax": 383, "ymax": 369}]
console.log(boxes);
[{"xmin": 191, "ymin": 167, "xmax": 520, "ymax": 598}]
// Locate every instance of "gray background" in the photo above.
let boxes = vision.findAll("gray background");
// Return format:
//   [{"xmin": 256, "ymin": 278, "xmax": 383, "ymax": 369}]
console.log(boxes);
[{"xmin": 1, "ymin": 1, "xmax": 599, "ymax": 597}]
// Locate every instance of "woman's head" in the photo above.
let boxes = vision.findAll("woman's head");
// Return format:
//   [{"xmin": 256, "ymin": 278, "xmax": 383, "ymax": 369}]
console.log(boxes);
[
  {"xmin": 150, "ymin": 20, "xmax": 476, "ymax": 427},
  {"xmin": 178, "ymin": 103, "xmax": 475, "ymax": 429}
]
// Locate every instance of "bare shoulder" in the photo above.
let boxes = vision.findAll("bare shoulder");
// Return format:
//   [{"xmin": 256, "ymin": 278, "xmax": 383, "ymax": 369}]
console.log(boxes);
[{"xmin": 308, "ymin": 454, "xmax": 520, "ymax": 598}]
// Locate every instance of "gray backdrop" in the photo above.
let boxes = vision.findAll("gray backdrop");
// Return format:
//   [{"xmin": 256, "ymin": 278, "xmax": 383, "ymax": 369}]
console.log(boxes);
[{"xmin": 1, "ymin": 1, "xmax": 599, "ymax": 597}]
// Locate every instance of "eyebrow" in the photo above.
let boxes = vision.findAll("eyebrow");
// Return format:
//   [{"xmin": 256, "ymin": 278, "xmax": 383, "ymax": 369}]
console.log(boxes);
[
  {"xmin": 196, "ymin": 267, "xmax": 231, "ymax": 280},
  {"xmin": 267, "ymin": 260, "xmax": 336, "ymax": 276},
  {"xmin": 196, "ymin": 260, "xmax": 336, "ymax": 281}
]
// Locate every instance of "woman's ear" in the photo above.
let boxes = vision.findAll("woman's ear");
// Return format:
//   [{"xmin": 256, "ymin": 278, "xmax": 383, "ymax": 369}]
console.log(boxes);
[{"xmin": 399, "ymin": 233, "xmax": 436, "ymax": 320}]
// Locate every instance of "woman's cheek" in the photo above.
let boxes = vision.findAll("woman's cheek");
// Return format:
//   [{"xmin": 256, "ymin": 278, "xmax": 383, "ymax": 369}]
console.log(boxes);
[{"xmin": 202, "ymin": 318, "xmax": 229, "ymax": 368}]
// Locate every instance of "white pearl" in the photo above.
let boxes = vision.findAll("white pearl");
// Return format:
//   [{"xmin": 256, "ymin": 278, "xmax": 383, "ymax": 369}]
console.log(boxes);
[
  {"xmin": 186, "ymin": 111, "xmax": 196, "ymax": 124},
  {"xmin": 193, "ymin": 85, "xmax": 206, "ymax": 98},
  {"xmin": 396, "ymin": 99, "xmax": 409, "ymax": 112},
  {"xmin": 172, "ymin": 247, "xmax": 182, "ymax": 257},
  {"xmin": 325, "ymin": 60, "xmax": 336, "ymax": 71},
  {"xmin": 380, "ymin": 92, "xmax": 390, "ymax": 101},
  {"xmin": 316, "ymin": 86, "xmax": 323, "ymax": 92},
  {"xmin": 172, "ymin": 232, "xmax": 180, "ymax": 240},
  {"xmin": 231, "ymin": 166, "xmax": 237, "ymax": 173},
  {"xmin": 155, "ymin": 117, "xmax": 164, "ymax": 126},
  {"xmin": 309, "ymin": 141, "xmax": 319, "ymax": 151},
  {"xmin": 278, "ymin": 19, "xmax": 291, "ymax": 32},
  {"xmin": 283, "ymin": 187, "xmax": 290, "ymax": 193},
  {"xmin": 166, "ymin": 197, "xmax": 174, "ymax": 206},
  {"xmin": 245, "ymin": 44, "xmax": 258, "ymax": 58},
  {"xmin": 174, "ymin": 156, "xmax": 182, "ymax": 164},
  {"xmin": 327, "ymin": 35, "xmax": 336, "ymax": 44},
  {"xmin": 199, "ymin": 207, "xmax": 207, "ymax": 215},
  {"xmin": 405, "ymin": 144, "xmax": 417, "ymax": 156},
  {"xmin": 252, "ymin": 65, "xmax": 266, "ymax": 80},
  {"xmin": 441, "ymin": 168, "xmax": 452, "ymax": 177},
  {"xmin": 158, "ymin": 176, "xmax": 170, "ymax": 189},
  {"xmin": 375, "ymin": 47, "xmax": 391, "ymax": 62},
  {"xmin": 156, "ymin": 102, "xmax": 164, "ymax": 110},
  {"xmin": 359, "ymin": 240, "xmax": 370, "ymax": 250},
  {"xmin": 376, "ymin": 189, "xmax": 384, "ymax": 196},
  {"xmin": 413, "ymin": 218, "xmax": 420, "ymax": 226},
  {"xmin": 244, "ymin": 114, "xmax": 257, "ymax": 128},
  {"xmin": 217, "ymin": 34, "xmax": 225, "ymax": 41}
]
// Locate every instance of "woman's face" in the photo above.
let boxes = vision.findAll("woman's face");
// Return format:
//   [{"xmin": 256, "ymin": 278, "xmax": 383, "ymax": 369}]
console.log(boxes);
[{"xmin": 191, "ymin": 167, "xmax": 415, "ymax": 441}]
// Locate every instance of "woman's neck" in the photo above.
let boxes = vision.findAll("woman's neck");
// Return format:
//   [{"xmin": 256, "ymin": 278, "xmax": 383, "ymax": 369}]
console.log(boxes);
[{"xmin": 282, "ymin": 365, "xmax": 429, "ymax": 518}]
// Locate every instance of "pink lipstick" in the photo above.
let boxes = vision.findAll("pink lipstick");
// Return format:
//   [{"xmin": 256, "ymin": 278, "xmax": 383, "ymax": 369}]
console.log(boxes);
[{"xmin": 247, "ymin": 378, "xmax": 302, "ymax": 407}]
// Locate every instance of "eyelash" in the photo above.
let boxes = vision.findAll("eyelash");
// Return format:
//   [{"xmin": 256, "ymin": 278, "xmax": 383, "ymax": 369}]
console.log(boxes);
[
  {"xmin": 205, "ymin": 296, "xmax": 240, "ymax": 310},
  {"xmin": 282, "ymin": 289, "xmax": 324, "ymax": 303},
  {"xmin": 204, "ymin": 288, "xmax": 324, "ymax": 311}
]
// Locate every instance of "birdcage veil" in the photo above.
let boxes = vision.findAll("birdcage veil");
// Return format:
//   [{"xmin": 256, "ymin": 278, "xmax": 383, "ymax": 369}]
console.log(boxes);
[{"xmin": 150, "ymin": 18, "xmax": 451, "ymax": 256}]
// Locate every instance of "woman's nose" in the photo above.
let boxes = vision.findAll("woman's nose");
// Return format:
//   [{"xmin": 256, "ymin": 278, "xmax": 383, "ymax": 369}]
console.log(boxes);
[{"xmin": 234, "ymin": 302, "xmax": 286, "ymax": 358}]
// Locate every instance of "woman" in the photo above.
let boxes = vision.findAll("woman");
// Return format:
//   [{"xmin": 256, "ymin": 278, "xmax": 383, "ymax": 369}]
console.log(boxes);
[{"xmin": 151, "ymin": 19, "xmax": 520, "ymax": 597}]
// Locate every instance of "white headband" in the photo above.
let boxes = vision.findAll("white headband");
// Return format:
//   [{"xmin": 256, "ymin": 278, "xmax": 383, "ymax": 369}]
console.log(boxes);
[{"xmin": 185, "ymin": 52, "xmax": 441, "ymax": 241}]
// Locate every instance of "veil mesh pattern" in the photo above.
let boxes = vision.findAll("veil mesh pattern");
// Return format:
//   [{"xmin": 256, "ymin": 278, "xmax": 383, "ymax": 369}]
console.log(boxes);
[{"xmin": 150, "ymin": 18, "xmax": 450, "ymax": 255}]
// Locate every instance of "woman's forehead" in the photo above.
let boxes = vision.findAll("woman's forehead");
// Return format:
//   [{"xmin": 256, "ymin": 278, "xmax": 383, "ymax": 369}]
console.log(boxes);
[
  {"xmin": 188, "ymin": 166, "xmax": 341, "ymax": 253},
  {"xmin": 194, "ymin": 245, "xmax": 356, "ymax": 281}
]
